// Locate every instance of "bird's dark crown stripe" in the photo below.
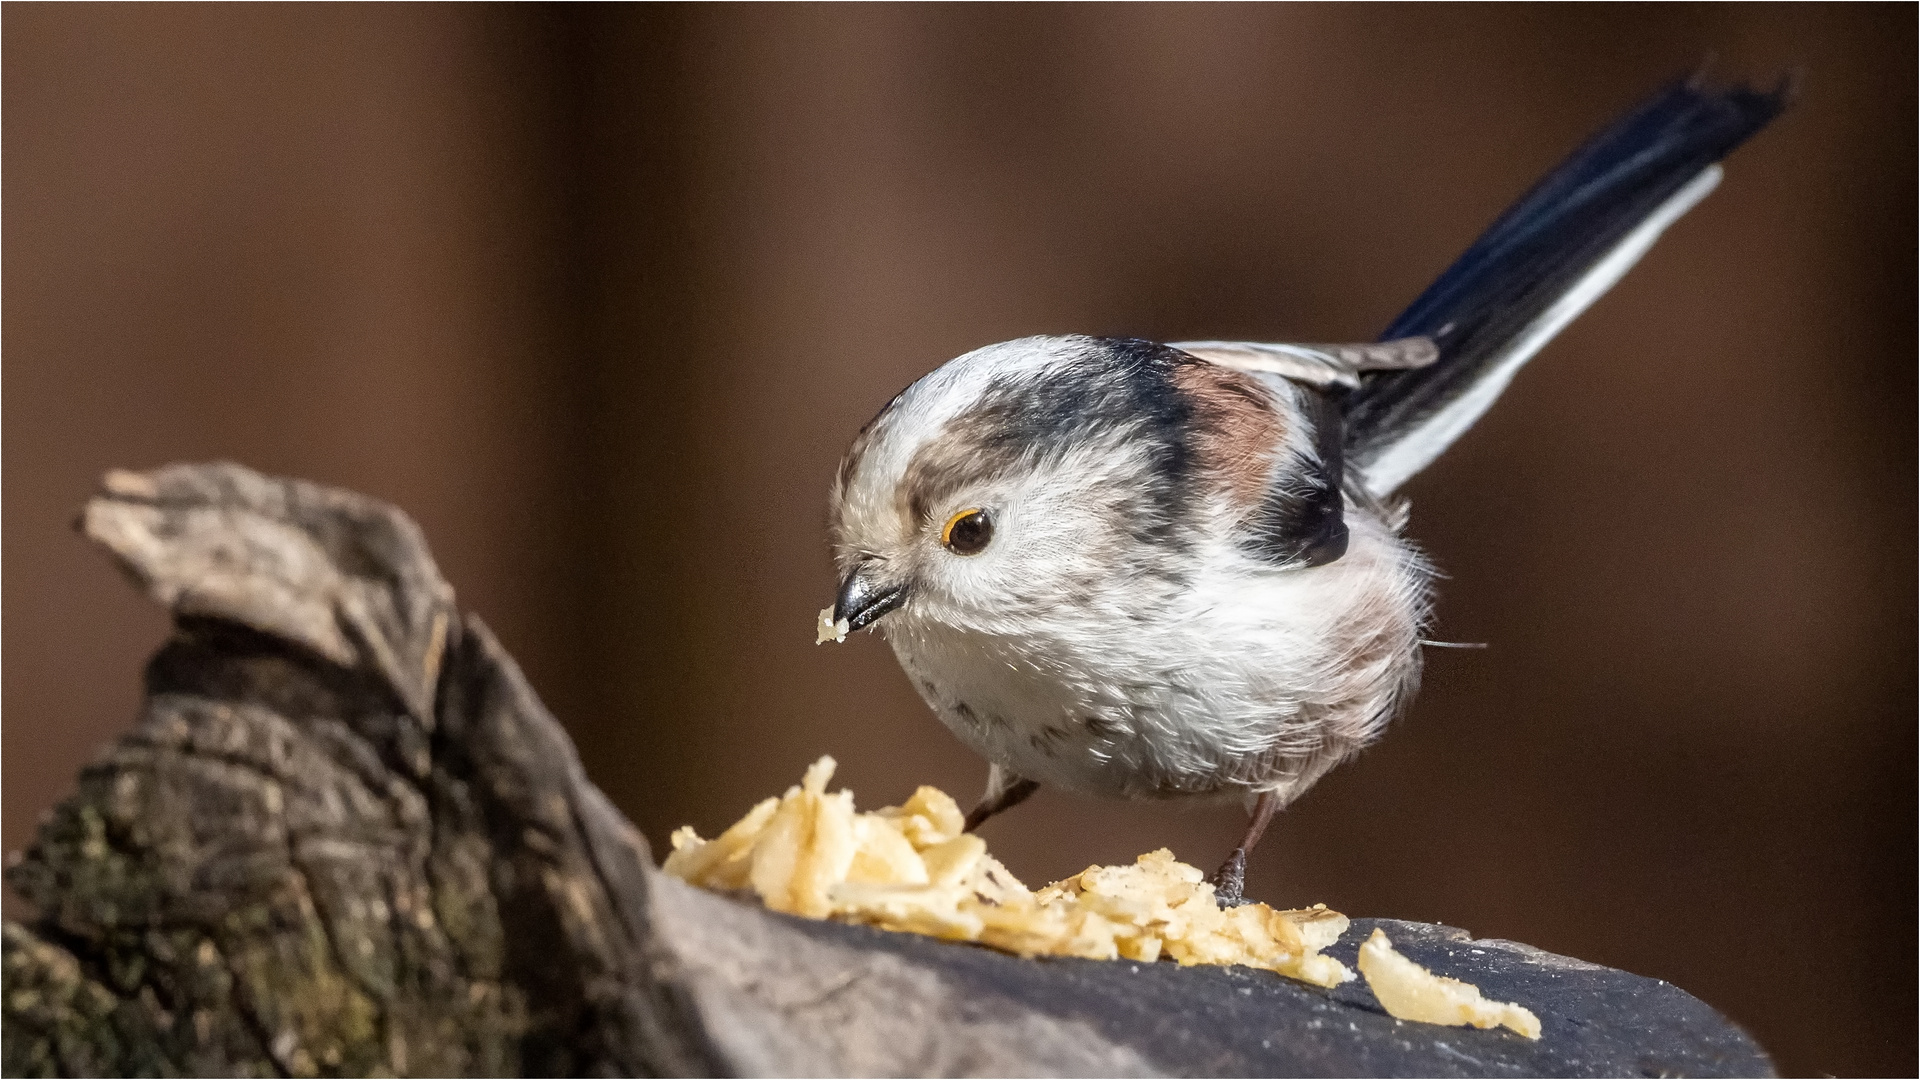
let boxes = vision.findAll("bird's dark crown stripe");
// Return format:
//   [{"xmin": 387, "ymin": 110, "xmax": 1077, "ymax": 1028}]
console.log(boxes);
[{"xmin": 898, "ymin": 338, "xmax": 1200, "ymax": 547}]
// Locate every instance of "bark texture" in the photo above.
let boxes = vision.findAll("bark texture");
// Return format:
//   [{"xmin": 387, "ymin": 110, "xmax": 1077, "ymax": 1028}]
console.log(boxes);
[{"xmin": 2, "ymin": 463, "xmax": 1774, "ymax": 1078}]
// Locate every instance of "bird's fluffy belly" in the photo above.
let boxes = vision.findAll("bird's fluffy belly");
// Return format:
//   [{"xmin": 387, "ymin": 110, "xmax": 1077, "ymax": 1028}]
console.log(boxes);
[
  {"xmin": 890, "ymin": 632, "xmax": 1170, "ymax": 797},
  {"xmin": 892, "ymin": 629, "xmax": 1337, "ymax": 800},
  {"xmin": 885, "ymin": 520, "xmax": 1426, "ymax": 803}
]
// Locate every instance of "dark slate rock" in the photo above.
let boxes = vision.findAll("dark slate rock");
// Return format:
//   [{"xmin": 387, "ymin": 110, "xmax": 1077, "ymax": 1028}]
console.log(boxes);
[{"xmin": 672, "ymin": 889, "xmax": 1775, "ymax": 1078}]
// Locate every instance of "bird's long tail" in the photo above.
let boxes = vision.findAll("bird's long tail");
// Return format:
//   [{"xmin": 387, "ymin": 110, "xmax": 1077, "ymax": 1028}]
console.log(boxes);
[{"xmin": 1345, "ymin": 75, "xmax": 1791, "ymax": 497}]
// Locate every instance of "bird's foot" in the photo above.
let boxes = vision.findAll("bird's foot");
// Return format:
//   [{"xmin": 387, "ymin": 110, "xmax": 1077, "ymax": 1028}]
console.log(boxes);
[
  {"xmin": 963, "ymin": 775, "xmax": 1039, "ymax": 833},
  {"xmin": 1207, "ymin": 848, "xmax": 1249, "ymax": 907},
  {"xmin": 962, "ymin": 802, "xmax": 994, "ymax": 834}
]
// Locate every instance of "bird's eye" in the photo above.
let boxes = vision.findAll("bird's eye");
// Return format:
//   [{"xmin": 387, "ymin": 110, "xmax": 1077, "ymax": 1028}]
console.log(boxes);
[{"xmin": 941, "ymin": 508, "xmax": 993, "ymax": 555}]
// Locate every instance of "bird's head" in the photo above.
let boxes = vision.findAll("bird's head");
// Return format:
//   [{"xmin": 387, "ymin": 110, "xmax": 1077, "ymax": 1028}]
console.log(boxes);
[{"xmin": 825, "ymin": 334, "xmax": 1293, "ymax": 640}]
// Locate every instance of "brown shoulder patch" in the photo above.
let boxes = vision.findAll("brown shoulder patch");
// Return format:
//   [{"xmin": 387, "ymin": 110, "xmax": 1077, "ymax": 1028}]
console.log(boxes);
[{"xmin": 1170, "ymin": 360, "xmax": 1286, "ymax": 512}]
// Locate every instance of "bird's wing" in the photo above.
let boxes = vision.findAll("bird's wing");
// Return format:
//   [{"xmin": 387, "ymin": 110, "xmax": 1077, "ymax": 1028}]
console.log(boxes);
[
  {"xmin": 1168, "ymin": 338, "xmax": 1435, "ymax": 562},
  {"xmin": 1344, "ymin": 75, "xmax": 1790, "ymax": 496},
  {"xmin": 1170, "ymin": 337, "xmax": 1439, "ymax": 391},
  {"xmin": 1169, "ymin": 354, "xmax": 1354, "ymax": 568}
]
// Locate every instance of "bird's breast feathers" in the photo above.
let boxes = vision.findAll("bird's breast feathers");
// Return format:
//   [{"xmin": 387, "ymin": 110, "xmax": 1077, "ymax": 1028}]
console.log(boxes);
[{"xmin": 883, "ymin": 506, "xmax": 1428, "ymax": 801}]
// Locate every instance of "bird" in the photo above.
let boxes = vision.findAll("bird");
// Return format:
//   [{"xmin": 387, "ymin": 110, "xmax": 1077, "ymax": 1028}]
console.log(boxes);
[{"xmin": 819, "ymin": 75, "xmax": 1788, "ymax": 904}]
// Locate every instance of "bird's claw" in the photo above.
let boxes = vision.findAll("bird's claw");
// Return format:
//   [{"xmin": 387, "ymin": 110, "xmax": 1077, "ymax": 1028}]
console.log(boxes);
[{"xmin": 1208, "ymin": 848, "xmax": 1249, "ymax": 907}]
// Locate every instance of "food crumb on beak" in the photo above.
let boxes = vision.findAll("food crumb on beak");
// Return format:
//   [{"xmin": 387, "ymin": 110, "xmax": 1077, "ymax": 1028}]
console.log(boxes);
[{"xmin": 817, "ymin": 606, "xmax": 850, "ymax": 644}]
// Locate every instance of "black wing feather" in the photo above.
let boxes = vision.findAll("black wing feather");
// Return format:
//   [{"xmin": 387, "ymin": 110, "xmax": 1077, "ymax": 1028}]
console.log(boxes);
[{"xmin": 1245, "ymin": 386, "xmax": 1349, "ymax": 568}]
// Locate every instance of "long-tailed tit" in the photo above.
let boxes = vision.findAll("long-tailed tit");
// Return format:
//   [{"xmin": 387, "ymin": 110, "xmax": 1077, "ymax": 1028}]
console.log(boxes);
[{"xmin": 822, "ymin": 76, "xmax": 1787, "ymax": 903}]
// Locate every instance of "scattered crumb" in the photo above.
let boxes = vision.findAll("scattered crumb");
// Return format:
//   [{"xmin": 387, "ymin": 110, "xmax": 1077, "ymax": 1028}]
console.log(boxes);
[
  {"xmin": 1357, "ymin": 928, "xmax": 1541, "ymax": 1039},
  {"xmin": 816, "ymin": 607, "xmax": 850, "ymax": 644},
  {"xmin": 662, "ymin": 756, "xmax": 1354, "ymax": 988}
]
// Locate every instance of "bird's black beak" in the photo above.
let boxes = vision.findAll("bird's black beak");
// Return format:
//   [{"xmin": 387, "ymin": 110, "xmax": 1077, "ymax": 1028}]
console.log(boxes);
[{"xmin": 834, "ymin": 568, "xmax": 907, "ymax": 632}]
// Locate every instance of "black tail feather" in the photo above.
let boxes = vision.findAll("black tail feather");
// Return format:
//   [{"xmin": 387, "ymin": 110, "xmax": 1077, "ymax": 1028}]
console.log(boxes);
[{"xmin": 1344, "ymin": 73, "xmax": 1792, "ymax": 492}]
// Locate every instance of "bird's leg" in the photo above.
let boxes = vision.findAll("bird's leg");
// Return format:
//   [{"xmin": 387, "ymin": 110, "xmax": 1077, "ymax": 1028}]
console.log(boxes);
[
  {"xmin": 1208, "ymin": 790, "xmax": 1282, "ymax": 907},
  {"xmin": 963, "ymin": 764, "xmax": 1039, "ymax": 833}
]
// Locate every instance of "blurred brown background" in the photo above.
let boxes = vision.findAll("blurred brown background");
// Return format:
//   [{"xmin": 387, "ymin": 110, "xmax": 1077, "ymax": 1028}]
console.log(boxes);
[{"xmin": 5, "ymin": 4, "xmax": 1912, "ymax": 1075}]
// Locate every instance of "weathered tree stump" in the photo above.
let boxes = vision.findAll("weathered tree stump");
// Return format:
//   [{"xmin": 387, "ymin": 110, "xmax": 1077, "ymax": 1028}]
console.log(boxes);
[{"xmin": 2, "ymin": 464, "xmax": 1774, "ymax": 1077}]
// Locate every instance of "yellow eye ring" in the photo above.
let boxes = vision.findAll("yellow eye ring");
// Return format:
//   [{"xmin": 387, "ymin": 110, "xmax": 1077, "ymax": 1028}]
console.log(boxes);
[{"xmin": 941, "ymin": 508, "xmax": 993, "ymax": 555}]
